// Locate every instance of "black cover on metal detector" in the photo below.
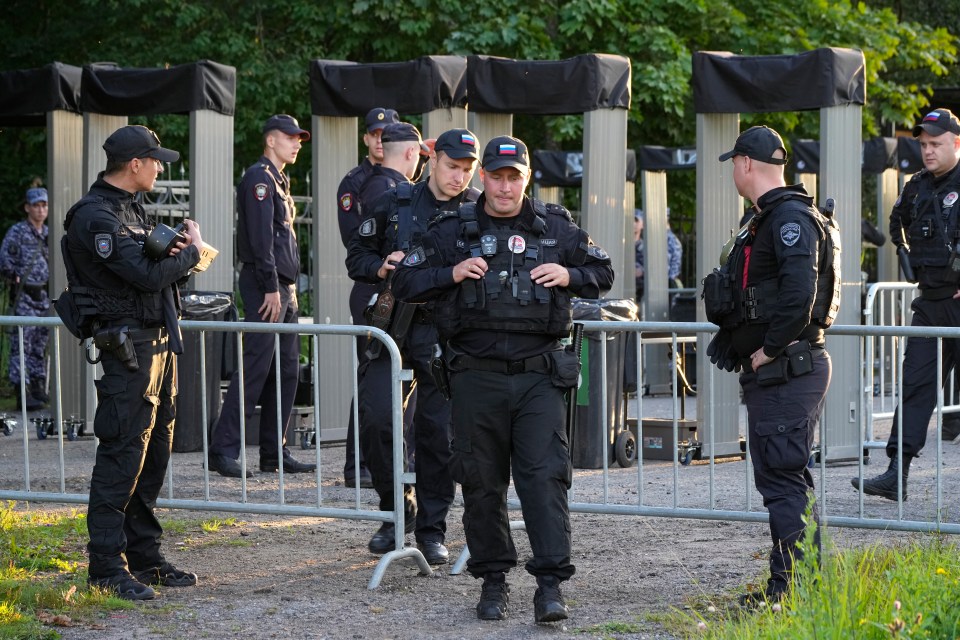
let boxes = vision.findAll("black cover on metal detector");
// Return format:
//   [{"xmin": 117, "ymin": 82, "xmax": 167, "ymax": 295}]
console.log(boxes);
[
  {"xmin": 532, "ymin": 150, "xmax": 636, "ymax": 187},
  {"xmin": 0, "ymin": 62, "xmax": 82, "ymax": 126}
]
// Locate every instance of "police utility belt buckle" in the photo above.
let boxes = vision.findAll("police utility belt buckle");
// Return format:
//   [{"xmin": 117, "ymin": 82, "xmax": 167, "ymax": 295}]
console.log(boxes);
[
  {"xmin": 93, "ymin": 326, "xmax": 139, "ymax": 372},
  {"xmin": 143, "ymin": 220, "xmax": 218, "ymax": 273}
]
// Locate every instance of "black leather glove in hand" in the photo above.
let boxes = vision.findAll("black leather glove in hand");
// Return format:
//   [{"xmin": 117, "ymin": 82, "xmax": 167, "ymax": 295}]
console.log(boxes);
[{"xmin": 707, "ymin": 329, "xmax": 739, "ymax": 373}]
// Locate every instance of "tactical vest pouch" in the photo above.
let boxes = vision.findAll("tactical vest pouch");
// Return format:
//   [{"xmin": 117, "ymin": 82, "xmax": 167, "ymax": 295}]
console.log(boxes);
[
  {"xmin": 785, "ymin": 340, "xmax": 813, "ymax": 377},
  {"xmin": 54, "ymin": 291, "xmax": 90, "ymax": 340},
  {"xmin": 702, "ymin": 267, "xmax": 737, "ymax": 326},
  {"xmin": 547, "ymin": 347, "xmax": 581, "ymax": 389}
]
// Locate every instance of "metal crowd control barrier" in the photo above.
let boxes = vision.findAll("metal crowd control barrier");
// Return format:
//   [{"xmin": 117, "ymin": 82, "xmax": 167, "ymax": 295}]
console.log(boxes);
[
  {"xmin": 0, "ymin": 314, "xmax": 427, "ymax": 589},
  {"xmin": 6, "ymin": 315, "xmax": 960, "ymax": 590},
  {"xmin": 862, "ymin": 281, "xmax": 960, "ymax": 450}
]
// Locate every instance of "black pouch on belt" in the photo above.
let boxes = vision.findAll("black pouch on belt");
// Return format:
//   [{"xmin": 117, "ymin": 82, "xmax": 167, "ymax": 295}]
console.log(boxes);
[
  {"xmin": 546, "ymin": 348, "xmax": 581, "ymax": 389},
  {"xmin": 785, "ymin": 339, "xmax": 814, "ymax": 377},
  {"xmin": 755, "ymin": 356, "xmax": 789, "ymax": 387},
  {"xmin": 93, "ymin": 326, "xmax": 139, "ymax": 372}
]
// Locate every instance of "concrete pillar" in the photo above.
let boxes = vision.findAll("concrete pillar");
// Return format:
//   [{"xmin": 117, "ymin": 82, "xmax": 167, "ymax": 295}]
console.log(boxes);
[
  {"xmin": 310, "ymin": 114, "xmax": 359, "ymax": 444},
  {"xmin": 467, "ymin": 112, "xmax": 512, "ymax": 190},
  {"xmin": 581, "ymin": 107, "xmax": 628, "ymax": 299},
  {"xmin": 423, "ymin": 107, "xmax": 468, "ymax": 140},
  {"xmin": 641, "ymin": 170, "xmax": 671, "ymax": 394},
  {"xmin": 534, "ymin": 185, "xmax": 562, "ymax": 204},
  {"xmin": 189, "ymin": 109, "xmax": 234, "ymax": 293},
  {"xmin": 696, "ymin": 112, "xmax": 744, "ymax": 457},
  {"xmin": 876, "ymin": 168, "xmax": 899, "ymax": 282},
  {"xmin": 819, "ymin": 104, "xmax": 863, "ymax": 461},
  {"xmin": 48, "ymin": 109, "xmax": 87, "ymax": 422}
]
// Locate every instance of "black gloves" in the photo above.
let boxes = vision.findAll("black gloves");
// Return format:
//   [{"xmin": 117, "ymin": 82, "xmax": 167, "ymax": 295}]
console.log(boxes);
[{"xmin": 707, "ymin": 329, "xmax": 741, "ymax": 373}]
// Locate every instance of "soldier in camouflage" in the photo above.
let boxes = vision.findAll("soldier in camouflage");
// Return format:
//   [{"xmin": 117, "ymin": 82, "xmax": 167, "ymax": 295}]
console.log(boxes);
[{"xmin": 1, "ymin": 186, "xmax": 50, "ymax": 409}]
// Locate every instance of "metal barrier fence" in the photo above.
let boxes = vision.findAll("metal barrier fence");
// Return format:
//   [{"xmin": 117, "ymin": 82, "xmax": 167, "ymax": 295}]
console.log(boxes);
[{"xmin": 4, "ymin": 313, "xmax": 960, "ymax": 590}]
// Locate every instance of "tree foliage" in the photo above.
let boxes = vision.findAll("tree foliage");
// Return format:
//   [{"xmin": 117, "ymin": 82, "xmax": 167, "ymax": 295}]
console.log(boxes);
[{"xmin": 0, "ymin": 0, "xmax": 955, "ymax": 227}]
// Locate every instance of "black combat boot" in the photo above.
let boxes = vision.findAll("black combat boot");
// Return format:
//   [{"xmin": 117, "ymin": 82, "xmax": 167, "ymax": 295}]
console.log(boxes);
[
  {"xmin": 15, "ymin": 384, "xmax": 43, "ymax": 411},
  {"xmin": 476, "ymin": 572, "xmax": 509, "ymax": 620},
  {"xmin": 534, "ymin": 575, "xmax": 569, "ymax": 623},
  {"xmin": 851, "ymin": 456, "xmax": 911, "ymax": 501}
]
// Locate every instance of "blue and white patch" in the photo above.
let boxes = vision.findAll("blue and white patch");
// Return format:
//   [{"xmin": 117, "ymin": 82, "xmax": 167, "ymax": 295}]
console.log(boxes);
[
  {"xmin": 359, "ymin": 218, "xmax": 376, "ymax": 236},
  {"xmin": 588, "ymin": 245, "xmax": 608, "ymax": 260},
  {"xmin": 780, "ymin": 223, "xmax": 801, "ymax": 247},
  {"xmin": 95, "ymin": 233, "xmax": 113, "ymax": 259},
  {"xmin": 403, "ymin": 247, "xmax": 425, "ymax": 266},
  {"xmin": 944, "ymin": 191, "xmax": 958, "ymax": 208},
  {"xmin": 254, "ymin": 183, "xmax": 268, "ymax": 201}
]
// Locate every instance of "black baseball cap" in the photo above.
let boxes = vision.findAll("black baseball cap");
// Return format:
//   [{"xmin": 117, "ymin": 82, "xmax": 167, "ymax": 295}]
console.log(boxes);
[
  {"xmin": 381, "ymin": 122, "xmax": 430, "ymax": 154},
  {"xmin": 103, "ymin": 125, "xmax": 180, "ymax": 163},
  {"xmin": 912, "ymin": 108, "xmax": 960, "ymax": 137},
  {"xmin": 263, "ymin": 114, "xmax": 310, "ymax": 141},
  {"xmin": 365, "ymin": 107, "xmax": 400, "ymax": 132},
  {"xmin": 482, "ymin": 135, "xmax": 529, "ymax": 174},
  {"xmin": 718, "ymin": 125, "xmax": 787, "ymax": 165},
  {"xmin": 434, "ymin": 128, "xmax": 479, "ymax": 160}
]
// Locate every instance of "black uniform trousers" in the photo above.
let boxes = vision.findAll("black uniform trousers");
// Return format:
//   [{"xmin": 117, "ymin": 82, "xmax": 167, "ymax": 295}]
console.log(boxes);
[
  {"xmin": 887, "ymin": 295, "xmax": 960, "ymax": 458},
  {"xmin": 357, "ymin": 322, "xmax": 452, "ymax": 542},
  {"xmin": 87, "ymin": 331, "xmax": 175, "ymax": 578},
  {"xmin": 741, "ymin": 350, "xmax": 830, "ymax": 592},
  {"xmin": 449, "ymin": 366, "xmax": 575, "ymax": 581},
  {"xmin": 211, "ymin": 265, "xmax": 299, "ymax": 460}
]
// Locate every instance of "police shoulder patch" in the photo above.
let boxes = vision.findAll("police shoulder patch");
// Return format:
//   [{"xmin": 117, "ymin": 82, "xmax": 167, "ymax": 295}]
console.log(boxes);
[
  {"xmin": 254, "ymin": 183, "xmax": 269, "ymax": 201},
  {"xmin": 403, "ymin": 247, "xmax": 426, "ymax": 266},
  {"xmin": 359, "ymin": 218, "xmax": 376, "ymax": 237},
  {"xmin": 588, "ymin": 245, "xmax": 608, "ymax": 260},
  {"xmin": 780, "ymin": 222, "xmax": 801, "ymax": 247},
  {"xmin": 340, "ymin": 192, "xmax": 353, "ymax": 211},
  {"xmin": 94, "ymin": 233, "xmax": 113, "ymax": 259}
]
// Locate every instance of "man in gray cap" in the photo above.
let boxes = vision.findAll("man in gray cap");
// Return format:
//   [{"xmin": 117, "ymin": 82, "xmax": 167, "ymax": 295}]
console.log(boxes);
[
  {"xmin": 853, "ymin": 108, "xmax": 960, "ymax": 501},
  {"xmin": 61, "ymin": 125, "xmax": 203, "ymax": 600},
  {"xmin": 336, "ymin": 107, "xmax": 400, "ymax": 488},
  {"xmin": 208, "ymin": 114, "xmax": 316, "ymax": 478},
  {"xmin": 1, "ymin": 184, "xmax": 51, "ymax": 409}
]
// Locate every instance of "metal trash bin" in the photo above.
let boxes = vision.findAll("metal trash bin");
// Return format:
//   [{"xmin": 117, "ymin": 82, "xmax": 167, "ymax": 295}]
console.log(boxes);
[
  {"xmin": 571, "ymin": 298, "xmax": 638, "ymax": 469},
  {"xmin": 174, "ymin": 291, "xmax": 234, "ymax": 453}
]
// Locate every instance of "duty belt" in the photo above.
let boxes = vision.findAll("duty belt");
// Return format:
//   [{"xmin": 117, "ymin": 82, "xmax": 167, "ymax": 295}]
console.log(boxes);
[
  {"xmin": 452, "ymin": 354, "xmax": 550, "ymax": 375},
  {"xmin": 739, "ymin": 346, "xmax": 824, "ymax": 374},
  {"xmin": 920, "ymin": 285, "xmax": 958, "ymax": 300},
  {"xmin": 127, "ymin": 327, "xmax": 167, "ymax": 342}
]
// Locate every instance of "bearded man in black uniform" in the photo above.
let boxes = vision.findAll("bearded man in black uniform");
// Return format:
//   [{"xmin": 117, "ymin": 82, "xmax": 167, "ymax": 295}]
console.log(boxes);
[
  {"xmin": 346, "ymin": 127, "xmax": 480, "ymax": 565},
  {"xmin": 708, "ymin": 125, "xmax": 838, "ymax": 604},
  {"xmin": 853, "ymin": 108, "xmax": 960, "ymax": 500},
  {"xmin": 63, "ymin": 125, "xmax": 202, "ymax": 600},
  {"xmin": 392, "ymin": 135, "xmax": 613, "ymax": 624}
]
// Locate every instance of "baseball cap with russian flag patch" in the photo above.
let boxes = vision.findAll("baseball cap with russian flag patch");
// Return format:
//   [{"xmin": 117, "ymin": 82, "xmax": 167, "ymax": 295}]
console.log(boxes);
[
  {"xmin": 481, "ymin": 135, "xmax": 529, "ymax": 175},
  {"xmin": 912, "ymin": 108, "xmax": 960, "ymax": 137},
  {"xmin": 434, "ymin": 128, "xmax": 479, "ymax": 160}
]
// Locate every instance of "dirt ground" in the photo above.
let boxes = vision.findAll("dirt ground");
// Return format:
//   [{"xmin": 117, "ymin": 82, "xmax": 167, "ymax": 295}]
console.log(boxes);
[{"xmin": 0, "ymin": 398, "xmax": 949, "ymax": 640}]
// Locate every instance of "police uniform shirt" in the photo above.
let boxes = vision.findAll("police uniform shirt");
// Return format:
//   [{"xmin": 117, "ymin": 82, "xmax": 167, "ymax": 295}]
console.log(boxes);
[
  {"xmin": 236, "ymin": 155, "xmax": 300, "ymax": 294},
  {"xmin": 65, "ymin": 176, "xmax": 199, "ymax": 296},
  {"xmin": 346, "ymin": 181, "xmax": 473, "ymax": 285},
  {"xmin": 730, "ymin": 185, "xmax": 825, "ymax": 359},
  {"xmin": 890, "ymin": 162, "xmax": 960, "ymax": 290},
  {"xmin": 393, "ymin": 193, "xmax": 614, "ymax": 360},
  {"xmin": 337, "ymin": 157, "xmax": 376, "ymax": 250}
]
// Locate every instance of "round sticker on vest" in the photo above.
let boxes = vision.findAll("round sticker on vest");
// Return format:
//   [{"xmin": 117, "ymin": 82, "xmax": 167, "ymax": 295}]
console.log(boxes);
[
  {"xmin": 780, "ymin": 223, "xmax": 801, "ymax": 247},
  {"xmin": 508, "ymin": 235, "xmax": 526, "ymax": 254},
  {"xmin": 944, "ymin": 192, "xmax": 959, "ymax": 208}
]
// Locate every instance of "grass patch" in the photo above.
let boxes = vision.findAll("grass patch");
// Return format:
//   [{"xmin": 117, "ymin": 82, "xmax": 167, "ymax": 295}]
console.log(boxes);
[
  {"xmin": 0, "ymin": 502, "xmax": 244, "ymax": 638},
  {"xmin": 667, "ymin": 521, "xmax": 960, "ymax": 639}
]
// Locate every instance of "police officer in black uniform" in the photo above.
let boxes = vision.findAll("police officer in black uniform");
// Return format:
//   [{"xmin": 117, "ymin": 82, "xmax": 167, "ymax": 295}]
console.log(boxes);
[
  {"xmin": 346, "ymin": 127, "xmax": 480, "ymax": 565},
  {"xmin": 62, "ymin": 125, "xmax": 201, "ymax": 600},
  {"xmin": 853, "ymin": 108, "xmax": 960, "ymax": 500},
  {"xmin": 337, "ymin": 107, "xmax": 399, "ymax": 488},
  {"xmin": 708, "ymin": 125, "xmax": 837, "ymax": 604},
  {"xmin": 208, "ymin": 114, "xmax": 315, "ymax": 478},
  {"xmin": 393, "ymin": 135, "xmax": 613, "ymax": 624}
]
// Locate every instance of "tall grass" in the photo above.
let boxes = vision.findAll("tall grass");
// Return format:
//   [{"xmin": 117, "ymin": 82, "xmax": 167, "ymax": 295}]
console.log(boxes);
[{"xmin": 675, "ymin": 517, "xmax": 960, "ymax": 639}]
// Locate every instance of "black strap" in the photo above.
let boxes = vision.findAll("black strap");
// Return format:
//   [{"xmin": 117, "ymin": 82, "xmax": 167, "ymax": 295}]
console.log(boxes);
[{"xmin": 451, "ymin": 354, "xmax": 549, "ymax": 374}]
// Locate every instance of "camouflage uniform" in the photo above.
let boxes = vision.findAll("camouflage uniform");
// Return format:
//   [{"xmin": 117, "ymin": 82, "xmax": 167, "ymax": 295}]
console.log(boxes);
[{"xmin": 0, "ymin": 219, "xmax": 50, "ymax": 389}]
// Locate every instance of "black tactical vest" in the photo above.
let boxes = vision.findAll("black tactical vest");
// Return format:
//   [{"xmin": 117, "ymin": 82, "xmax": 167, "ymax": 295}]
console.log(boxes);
[
  {"xmin": 905, "ymin": 169, "xmax": 960, "ymax": 281},
  {"xmin": 432, "ymin": 202, "xmax": 574, "ymax": 340}
]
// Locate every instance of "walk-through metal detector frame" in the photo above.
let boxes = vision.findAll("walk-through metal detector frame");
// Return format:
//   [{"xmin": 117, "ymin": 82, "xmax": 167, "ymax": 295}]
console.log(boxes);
[{"xmin": 692, "ymin": 48, "xmax": 866, "ymax": 461}]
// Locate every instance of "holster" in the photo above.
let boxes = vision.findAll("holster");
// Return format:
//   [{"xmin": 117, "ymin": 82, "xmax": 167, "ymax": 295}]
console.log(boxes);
[
  {"xmin": 546, "ymin": 347, "xmax": 581, "ymax": 389},
  {"xmin": 93, "ymin": 326, "xmax": 139, "ymax": 372},
  {"xmin": 429, "ymin": 344, "xmax": 451, "ymax": 400}
]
